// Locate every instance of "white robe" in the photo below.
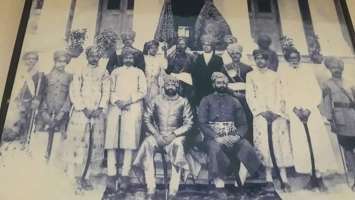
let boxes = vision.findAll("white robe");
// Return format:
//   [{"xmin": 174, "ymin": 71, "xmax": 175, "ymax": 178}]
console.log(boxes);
[
  {"xmin": 144, "ymin": 55, "xmax": 167, "ymax": 101},
  {"xmin": 246, "ymin": 69, "xmax": 293, "ymax": 168},
  {"xmin": 279, "ymin": 64, "xmax": 338, "ymax": 174},
  {"xmin": 105, "ymin": 66, "xmax": 147, "ymax": 150}
]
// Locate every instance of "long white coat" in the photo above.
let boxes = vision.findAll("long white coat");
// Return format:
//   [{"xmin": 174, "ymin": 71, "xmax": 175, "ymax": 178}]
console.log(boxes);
[
  {"xmin": 105, "ymin": 66, "xmax": 147, "ymax": 150},
  {"xmin": 279, "ymin": 64, "xmax": 338, "ymax": 174}
]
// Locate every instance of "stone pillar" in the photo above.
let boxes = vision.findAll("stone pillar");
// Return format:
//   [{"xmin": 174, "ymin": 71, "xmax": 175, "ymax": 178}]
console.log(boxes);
[
  {"xmin": 308, "ymin": 0, "xmax": 353, "ymax": 57},
  {"xmin": 215, "ymin": 0, "xmax": 257, "ymax": 56},
  {"xmin": 346, "ymin": 0, "xmax": 355, "ymax": 30},
  {"xmin": 277, "ymin": 0, "xmax": 308, "ymax": 55},
  {"xmin": 132, "ymin": 0, "xmax": 163, "ymax": 51},
  {"xmin": 71, "ymin": 0, "xmax": 100, "ymax": 47}
]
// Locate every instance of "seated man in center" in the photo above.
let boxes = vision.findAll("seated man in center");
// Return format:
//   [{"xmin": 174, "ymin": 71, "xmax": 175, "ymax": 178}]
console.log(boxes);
[
  {"xmin": 198, "ymin": 72, "xmax": 263, "ymax": 198},
  {"xmin": 132, "ymin": 75, "xmax": 201, "ymax": 200}
]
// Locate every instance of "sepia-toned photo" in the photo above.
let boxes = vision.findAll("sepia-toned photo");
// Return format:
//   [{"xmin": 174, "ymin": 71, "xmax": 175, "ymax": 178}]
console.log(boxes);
[{"xmin": 1, "ymin": 0, "xmax": 355, "ymax": 199}]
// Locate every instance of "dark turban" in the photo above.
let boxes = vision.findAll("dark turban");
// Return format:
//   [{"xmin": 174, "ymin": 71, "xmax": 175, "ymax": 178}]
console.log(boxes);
[
  {"xmin": 324, "ymin": 56, "xmax": 344, "ymax": 69},
  {"xmin": 22, "ymin": 51, "xmax": 39, "ymax": 61},
  {"xmin": 283, "ymin": 48, "xmax": 300, "ymax": 62},
  {"xmin": 176, "ymin": 37, "xmax": 188, "ymax": 45},
  {"xmin": 253, "ymin": 50, "xmax": 269, "ymax": 60},
  {"xmin": 122, "ymin": 49, "xmax": 135, "ymax": 58},
  {"xmin": 257, "ymin": 34, "xmax": 272, "ymax": 47},
  {"xmin": 53, "ymin": 50, "xmax": 72, "ymax": 63},
  {"xmin": 143, "ymin": 40, "xmax": 159, "ymax": 55}
]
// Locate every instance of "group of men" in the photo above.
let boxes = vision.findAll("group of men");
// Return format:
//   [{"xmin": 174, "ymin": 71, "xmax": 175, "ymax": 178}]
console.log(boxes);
[{"xmin": 1, "ymin": 30, "xmax": 355, "ymax": 200}]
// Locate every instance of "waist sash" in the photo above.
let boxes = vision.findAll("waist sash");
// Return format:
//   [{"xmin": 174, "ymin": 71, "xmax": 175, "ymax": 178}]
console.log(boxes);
[{"xmin": 209, "ymin": 121, "xmax": 236, "ymax": 137}]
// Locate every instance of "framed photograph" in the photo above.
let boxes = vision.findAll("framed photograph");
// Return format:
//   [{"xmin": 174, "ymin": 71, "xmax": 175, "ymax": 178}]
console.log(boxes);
[{"xmin": 1, "ymin": 0, "xmax": 355, "ymax": 199}]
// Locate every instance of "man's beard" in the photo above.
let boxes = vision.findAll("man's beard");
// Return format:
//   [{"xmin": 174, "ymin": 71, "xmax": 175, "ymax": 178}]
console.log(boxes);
[
  {"xmin": 215, "ymin": 87, "xmax": 227, "ymax": 94},
  {"xmin": 165, "ymin": 89, "xmax": 177, "ymax": 96},
  {"xmin": 124, "ymin": 62, "xmax": 133, "ymax": 66}
]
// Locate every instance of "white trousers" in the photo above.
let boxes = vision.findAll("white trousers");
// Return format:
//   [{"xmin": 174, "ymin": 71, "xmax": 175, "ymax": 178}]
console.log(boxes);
[
  {"xmin": 145, "ymin": 156, "xmax": 182, "ymax": 195},
  {"xmin": 214, "ymin": 163, "xmax": 248, "ymax": 188},
  {"xmin": 107, "ymin": 149, "xmax": 134, "ymax": 177},
  {"xmin": 29, "ymin": 131, "xmax": 63, "ymax": 165}
]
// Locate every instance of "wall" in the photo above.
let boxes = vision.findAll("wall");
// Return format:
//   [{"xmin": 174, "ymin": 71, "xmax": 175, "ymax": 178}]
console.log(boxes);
[{"xmin": 0, "ymin": 0, "xmax": 26, "ymax": 104}]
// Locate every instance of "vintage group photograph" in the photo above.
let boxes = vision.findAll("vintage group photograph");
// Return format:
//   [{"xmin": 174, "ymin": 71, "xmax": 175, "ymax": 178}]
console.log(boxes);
[{"xmin": 1, "ymin": 0, "xmax": 355, "ymax": 199}]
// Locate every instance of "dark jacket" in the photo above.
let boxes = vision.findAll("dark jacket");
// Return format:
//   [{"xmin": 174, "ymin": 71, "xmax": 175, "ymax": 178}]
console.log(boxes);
[{"xmin": 190, "ymin": 52, "xmax": 224, "ymax": 106}]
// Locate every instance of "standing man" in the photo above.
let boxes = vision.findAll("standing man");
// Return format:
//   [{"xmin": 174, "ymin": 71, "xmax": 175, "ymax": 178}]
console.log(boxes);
[
  {"xmin": 106, "ymin": 31, "xmax": 145, "ymax": 74},
  {"xmin": 221, "ymin": 43, "xmax": 254, "ymax": 143},
  {"xmin": 1, "ymin": 51, "xmax": 46, "ymax": 156},
  {"xmin": 323, "ymin": 56, "xmax": 355, "ymax": 191},
  {"xmin": 133, "ymin": 75, "xmax": 201, "ymax": 200},
  {"xmin": 246, "ymin": 50, "xmax": 293, "ymax": 192},
  {"xmin": 165, "ymin": 37, "xmax": 196, "ymax": 106},
  {"xmin": 279, "ymin": 48, "xmax": 338, "ymax": 192},
  {"xmin": 32, "ymin": 50, "xmax": 73, "ymax": 163},
  {"xmin": 256, "ymin": 34, "xmax": 279, "ymax": 72},
  {"xmin": 63, "ymin": 46, "xmax": 110, "ymax": 192},
  {"xmin": 190, "ymin": 35, "xmax": 224, "ymax": 106},
  {"xmin": 198, "ymin": 72, "xmax": 263, "ymax": 199},
  {"xmin": 105, "ymin": 50, "xmax": 147, "ymax": 195}
]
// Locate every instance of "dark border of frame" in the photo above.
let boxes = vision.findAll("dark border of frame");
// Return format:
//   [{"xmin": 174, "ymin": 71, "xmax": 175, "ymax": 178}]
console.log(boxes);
[
  {"xmin": 339, "ymin": 0, "xmax": 355, "ymax": 52},
  {"xmin": 0, "ymin": 0, "xmax": 33, "ymax": 140},
  {"xmin": 0, "ymin": 0, "xmax": 355, "ymax": 140}
]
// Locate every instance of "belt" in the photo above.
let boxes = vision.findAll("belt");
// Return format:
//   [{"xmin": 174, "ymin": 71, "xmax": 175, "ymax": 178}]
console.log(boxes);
[{"xmin": 333, "ymin": 102, "xmax": 355, "ymax": 109}]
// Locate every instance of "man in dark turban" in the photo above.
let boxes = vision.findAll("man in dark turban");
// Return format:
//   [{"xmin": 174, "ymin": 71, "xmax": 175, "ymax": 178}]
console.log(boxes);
[
  {"xmin": 256, "ymin": 34, "xmax": 279, "ymax": 71},
  {"xmin": 106, "ymin": 31, "xmax": 145, "ymax": 74}
]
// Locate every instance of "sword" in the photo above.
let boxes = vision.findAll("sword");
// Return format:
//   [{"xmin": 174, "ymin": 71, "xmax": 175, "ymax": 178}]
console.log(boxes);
[
  {"xmin": 267, "ymin": 119, "xmax": 287, "ymax": 192},
  {"xmin": 26, "ymin": 73, "xmax": 43, "ymax": 151},
  {"xmin": 81, "ymin": 117, "xmax": 95, "ymax": 182},
  {"xmin": 45, "ymin": 112, "xmax": 56, "ymax": 162},
  {"xmin": 115, "ymin": 115, "xmax": 121, "ymax": 191}
]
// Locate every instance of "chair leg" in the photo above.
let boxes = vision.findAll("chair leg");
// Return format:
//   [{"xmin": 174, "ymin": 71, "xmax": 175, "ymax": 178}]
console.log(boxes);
[
  {"xmin": 233, "ymin": 166, "xmax": 245, "ymax": 195},
  {"xmin": 160, "ymin": 151, "xmax": 169, "ymax": 200}
]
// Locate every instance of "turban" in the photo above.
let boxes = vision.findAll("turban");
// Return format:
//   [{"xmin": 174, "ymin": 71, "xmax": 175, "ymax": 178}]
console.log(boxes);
[
  {"xmin": 324, "ymin": 56, "xmax": 344, "ymax": 69},
  {"xmin": 145, "ymin": 40, "xmax": 159, "ymax": 49},
  {"xmin": 257, "ymin": 34, "xmax": 272, "ymax": 47},
  {"xmin": 224, "ymin": 35, "xmax": 237, "ymax": 43},
  {"xmin": 227, "ymin": 43, "xmax": 243, "ymax": 54},
  {"xmin": 121, "ymin": 48, "xmax": 135, "ymax": 58},
  {"xmin": 253, "ymin": 49, "xmax": 269, "ymax": 60},
  {"xmin": 22, "ymin": 51, "xmax": 39, "ymax": 61},
  {"xmin": 121, "ymin": 31, "xmax": 136, "ymax": 41},
  {"xmin": 176, "ymin": 37, "xmax": 188, "ymax": 45},
  {"xmin": 85, "ymin": 46, "xmax": 100, "ymax": 57},
  {"xmin": 211, "ymin": 72, "xmax": 228, "ymax": 83},
  {"xmin": 163, "ymin": 75, "xmax": 179, "ymax": 86},
  {"xmin": 283, "ymin": 48, "xmax": 300, "ymax": 62},
  {"xmin": 53, "ymin": 50, "xmax": 72, "ymax": 63},
  {"xmin": 201, "ymin": 35, "xmax": 215, "ymax": 45}
]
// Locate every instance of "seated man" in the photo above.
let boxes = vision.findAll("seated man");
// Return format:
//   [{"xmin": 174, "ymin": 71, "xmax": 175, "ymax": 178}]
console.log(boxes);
[
  {"xmin": 198, "ymin": 72, "xmax": 263, "ymax": 199},
  {"xmin": 132, "ymin": 75, "xmax": 201, "ymax": 200}
]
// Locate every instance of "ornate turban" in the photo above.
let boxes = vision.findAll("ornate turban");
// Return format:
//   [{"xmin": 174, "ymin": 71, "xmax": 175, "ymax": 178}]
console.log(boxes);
[
  {"xmin": 324, "ymin": 56, "xmax": 344, "ymax": 69},
  {"xmin": 143, "ymin": 40, "xmax": 159, "ymax": 55},
  {"xmin": 201, "ymin": 35, "xmax": 215, "ymax": 45},
  {"xmin": 22, "ymin": 51, "xmax": 39, "ymax": 61},
  {"xmin": 253, "ymin": 49, "xmax": 269, "ymax": 60},
  {"xmin": 163, "ymin": 75, "xmax": 179, "ymax": 86},
  {"xmin": 53, "ymin": 49, "xmax": 72, "ymax": 63},
  {"xmin": 224, "ymin": 35, "xmax": 237, "ymax": 43},
  {"xmin": 85, "ymin": 45, "xmax": 100, "ymax": 57},
  {"xmin": 227, "ymin": 43, "xmax": 243, "ymax": 54},
  {"xmin": 176, "ymin": 37, "xmax": 188, "ymax": 45},
  {"xmin": 121, "ymin": 31, "xmax": 136, "ymax": 41},
  {"xmin": 211, "ymin": 72, "xmax": 228, "ymax": 83}
]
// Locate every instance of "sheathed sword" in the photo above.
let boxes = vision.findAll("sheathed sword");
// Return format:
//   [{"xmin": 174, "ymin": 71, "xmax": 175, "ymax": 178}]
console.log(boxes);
[
  {"xmin": 302, "ymin": 119, "xmax": 318, "ymax": 188},
  {"xmin": 81, "ymin": 117, "xmax": 95, "ymax": 182},
  {"xmin": 45, "ymin": 112, "xmax": 56, "ymax": 162},
  {"xmin": 267, "ymin": 119, "xmax": 287, "ymax": 192}
]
